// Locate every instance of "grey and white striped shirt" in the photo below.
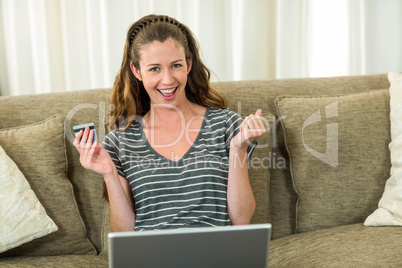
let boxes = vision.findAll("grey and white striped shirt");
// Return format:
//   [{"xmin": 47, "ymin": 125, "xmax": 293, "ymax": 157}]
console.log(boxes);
[{"xmin": 102, "ymin": 107, "xmax": 256, "ymax": 231}]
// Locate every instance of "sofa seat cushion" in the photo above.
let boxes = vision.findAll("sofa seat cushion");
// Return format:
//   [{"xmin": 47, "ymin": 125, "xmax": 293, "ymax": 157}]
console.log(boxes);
[
  {"xmin": 269, "ymin": 223, "xmax": 402, "ymax": 267},
  {"xmin": 0, "ymin": 255, "xmax": 108, "ymax": 267}
]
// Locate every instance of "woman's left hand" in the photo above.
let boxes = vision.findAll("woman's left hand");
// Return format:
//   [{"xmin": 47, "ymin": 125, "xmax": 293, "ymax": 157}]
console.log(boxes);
[{"xmin": 230, "ymin": 109, "xmax": 266, "ymax": 150}]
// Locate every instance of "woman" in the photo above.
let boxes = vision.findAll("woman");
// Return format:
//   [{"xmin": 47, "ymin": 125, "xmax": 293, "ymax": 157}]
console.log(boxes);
[{"xmin": 74, "ymin": 14, "xmax": 265, "ymax": 232}]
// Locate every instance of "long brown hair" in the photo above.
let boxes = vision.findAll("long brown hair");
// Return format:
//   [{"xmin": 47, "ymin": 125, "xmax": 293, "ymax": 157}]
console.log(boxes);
[{"xmin": 108, "ymin": 14, "xmax": 226, "ymax": 131}]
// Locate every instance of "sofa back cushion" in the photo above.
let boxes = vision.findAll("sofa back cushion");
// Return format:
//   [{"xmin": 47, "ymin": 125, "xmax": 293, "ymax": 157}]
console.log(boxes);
[
  {"xmin": 212, "ymin": 74, "xmax": 390, "ymax": 238},
  {"xmin": 0, "ymin": 74, "xmax": 390, "ymax": 243},
  {"xmin": 0, "ymin": 116, "xmax": 96, "ymax": 256},
  {"xmin": 276, "ymin": 89, "xmax": 391, "ymax": 233},
  {"xmin": 0, "ymin": 89, "xmax": 111, "ymax": 253}
]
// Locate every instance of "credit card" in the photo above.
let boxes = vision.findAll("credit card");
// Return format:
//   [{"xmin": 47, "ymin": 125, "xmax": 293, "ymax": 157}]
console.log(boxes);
[{"xmin": 73, "ymin": 123, "xmax": 98, "ymax": 143}]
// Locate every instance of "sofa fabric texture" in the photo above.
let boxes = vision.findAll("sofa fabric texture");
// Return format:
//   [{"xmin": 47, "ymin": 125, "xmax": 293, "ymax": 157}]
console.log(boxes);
[
  {"xmin": 276, "ymin": 89, "xmax": 391, "ymax": 233},
  {"xmin": 0, "ymin": 255, "xmax": 108, "ymax": 267},
  {"xmin": 0, "ymin": 89, "xmax": 111, "ymax": 254},
  {"xmin": 0, "ymin": 74, "xmax": 400, "ymax": 267},
  {"xmin": 269, "ymin": 223, "xmax": 402, "ymax": 267},
  {"xmin": 214, "ymin": 74, "xmax": 391, "ymax": 239},
  {"xmin": 0, "ymin": 115, "xmax": 96, "ymax": 257}
]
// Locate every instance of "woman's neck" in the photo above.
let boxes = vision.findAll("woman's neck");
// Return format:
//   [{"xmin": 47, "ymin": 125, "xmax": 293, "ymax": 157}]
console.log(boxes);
[{"xmin": 143, "ymin": 101, "xmax": 205, "ymax": 129}]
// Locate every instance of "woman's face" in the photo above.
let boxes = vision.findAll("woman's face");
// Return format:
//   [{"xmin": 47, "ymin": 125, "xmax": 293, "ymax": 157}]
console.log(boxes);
[{"xmin": 131, "ymin": 38, "xmax": 192, "ymax": 108}]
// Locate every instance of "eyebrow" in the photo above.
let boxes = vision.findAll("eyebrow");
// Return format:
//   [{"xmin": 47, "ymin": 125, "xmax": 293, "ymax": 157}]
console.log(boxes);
[{"xmin": 146, "ymin": 59, "xmax": 184, "ymax": 67}]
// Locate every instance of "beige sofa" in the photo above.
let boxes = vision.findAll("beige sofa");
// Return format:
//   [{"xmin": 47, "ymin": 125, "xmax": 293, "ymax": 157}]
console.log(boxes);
[{"xmin": 1, "ymin": 74, "xmax": 401, "ymax": 267}]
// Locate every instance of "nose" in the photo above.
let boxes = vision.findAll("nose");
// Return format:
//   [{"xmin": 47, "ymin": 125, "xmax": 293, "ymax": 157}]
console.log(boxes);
[{"xmin": 161, "ymin": 69, "xmax": 175, "ymax": 85}]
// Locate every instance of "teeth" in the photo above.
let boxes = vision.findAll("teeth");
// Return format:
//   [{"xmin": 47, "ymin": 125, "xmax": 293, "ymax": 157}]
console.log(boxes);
[{"xmin": 159, "ymin": 87, "xmax": 176, "ymax": 94}]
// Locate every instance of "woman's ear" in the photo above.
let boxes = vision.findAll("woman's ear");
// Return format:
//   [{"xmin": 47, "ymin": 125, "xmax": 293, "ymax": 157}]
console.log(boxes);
[
  {"xmin": 130, "ymin": 62, "xmax": 142, "ymax": 81},
  {"xmin": 186, "ymin": 58, "xmax": 192, "ymax": 74}
]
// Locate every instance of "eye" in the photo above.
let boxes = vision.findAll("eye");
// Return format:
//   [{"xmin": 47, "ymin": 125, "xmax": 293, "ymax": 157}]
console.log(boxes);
[
  {"xmin": 172, "ymin": 64, "xmax": 182, "ymax": 69},
  {"xmin": 149, "ymin": 67, "xmax": 160, "ymax": 72}
]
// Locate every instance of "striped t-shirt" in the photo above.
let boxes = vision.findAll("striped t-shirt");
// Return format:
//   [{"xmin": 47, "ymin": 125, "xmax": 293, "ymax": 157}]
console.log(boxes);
[{"xmin": 102, "ymin": 107, "xmax": 256, "ymax": 231}]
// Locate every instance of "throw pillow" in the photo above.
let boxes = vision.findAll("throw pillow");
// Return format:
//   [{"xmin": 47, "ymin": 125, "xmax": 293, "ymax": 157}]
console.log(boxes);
[
  {"xmin": 276, "ymin": 89, "xmax": 391, "ymax": 233},
  {"xmin": 0, "ymin": 145, "xmax": 58, "ymax": 253},
  {"xmin": 0, "ymin": 115, "xmax": 96, "ymax": 257},
  {"xmin": 365, "ymin": 72, "xmax": 402, "ymax": 226}
]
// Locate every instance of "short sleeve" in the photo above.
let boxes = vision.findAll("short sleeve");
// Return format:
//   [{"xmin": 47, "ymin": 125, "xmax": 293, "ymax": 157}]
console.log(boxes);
[
  {"xmin": 224, "ymin": 110, "xmax": 258, "ymax": 160},
  {"xmin": 102, "ymin": 130, "xmax": 125, "ymax": 177}
]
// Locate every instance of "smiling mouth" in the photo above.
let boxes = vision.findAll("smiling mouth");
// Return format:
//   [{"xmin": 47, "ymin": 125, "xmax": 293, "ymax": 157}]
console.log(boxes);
[{"xmin": 157, "ymin": 86, "xmax": 178, "ymax": 98}]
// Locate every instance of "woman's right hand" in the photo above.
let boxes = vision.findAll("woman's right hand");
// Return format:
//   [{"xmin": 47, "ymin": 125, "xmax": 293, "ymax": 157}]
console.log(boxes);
[{"xmin": 73, "ymin": 125, "xmax": 116, "ymax": 176}]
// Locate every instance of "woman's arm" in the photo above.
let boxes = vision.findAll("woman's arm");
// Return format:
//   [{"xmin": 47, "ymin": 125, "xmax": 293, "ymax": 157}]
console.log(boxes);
[
  {"xmin": 226, "ymin": 109, "xmax": 265, "ymax": 225},
  {"xmin": 74, "ymin": 126, "xmax": 135, "ymax": 231},
  {"xmin": 227, "ymin": 146, "xmax": 256, "ymax": 225},
  {"xmin": 104, "ymin": 173, "xmax": 136, "ymax": 232}
]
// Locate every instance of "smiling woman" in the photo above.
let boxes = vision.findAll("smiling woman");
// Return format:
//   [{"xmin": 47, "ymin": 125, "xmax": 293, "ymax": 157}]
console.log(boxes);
[{"xmin": 73, "ymin": 14, "xmax": 266, "ymax": 232}]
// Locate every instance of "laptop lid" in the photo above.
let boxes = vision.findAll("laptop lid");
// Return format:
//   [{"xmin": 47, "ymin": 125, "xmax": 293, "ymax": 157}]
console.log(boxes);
[{"xmin": 108, "ymin": 223, "xmax": 271, "ymax": 268}]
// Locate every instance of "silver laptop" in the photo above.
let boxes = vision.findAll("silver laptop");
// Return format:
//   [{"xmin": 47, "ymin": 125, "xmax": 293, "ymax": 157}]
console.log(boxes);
[{"xmin": 108, "ymin": 223, "xmax": 271, "ymax": 268}]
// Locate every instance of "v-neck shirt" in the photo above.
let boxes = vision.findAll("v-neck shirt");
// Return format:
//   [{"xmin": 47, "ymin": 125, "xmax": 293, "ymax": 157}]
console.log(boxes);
[{"xmin": 102, "ymin": 107, "xmax": 257, "ymax": 231}]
